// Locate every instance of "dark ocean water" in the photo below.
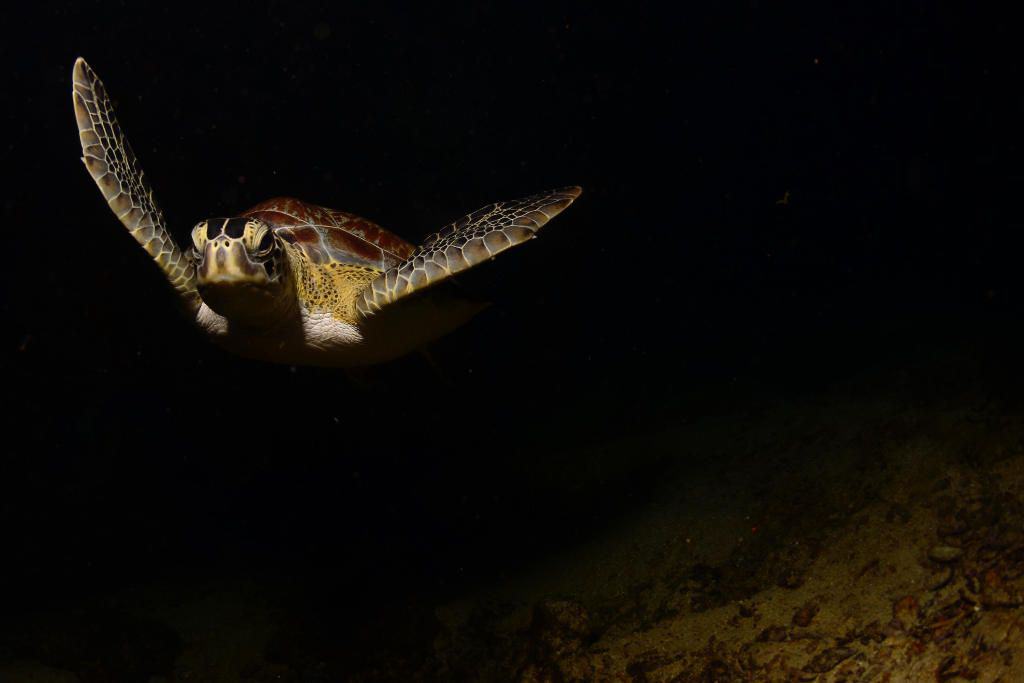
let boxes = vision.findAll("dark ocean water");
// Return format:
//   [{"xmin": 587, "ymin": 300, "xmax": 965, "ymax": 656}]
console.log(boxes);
[{"xmin": 5, "ymin": 3, "xmax": 1024, "ymax": 680}]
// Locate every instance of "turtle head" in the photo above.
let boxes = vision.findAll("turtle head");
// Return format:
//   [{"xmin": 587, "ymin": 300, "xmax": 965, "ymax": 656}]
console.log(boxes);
[{"xmin": 192, "ymin": 217, "xmax": 291, "ymax": 326}]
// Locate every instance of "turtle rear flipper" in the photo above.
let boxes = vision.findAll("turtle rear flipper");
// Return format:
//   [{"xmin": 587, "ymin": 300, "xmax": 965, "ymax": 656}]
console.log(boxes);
[
  {"xmin": 356, "ymin": 186, "xmax": 581, "ymax": 316},
  {"xmin": 72, "ymin": 58, "xmax": 200, "ymax": 314}
]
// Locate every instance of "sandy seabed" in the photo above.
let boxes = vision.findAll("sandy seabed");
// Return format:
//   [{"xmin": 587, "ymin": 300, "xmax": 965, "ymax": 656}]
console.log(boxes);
[{"xmin": 4, "ymin": 336, "xmax": 1024, "ymax": 682}]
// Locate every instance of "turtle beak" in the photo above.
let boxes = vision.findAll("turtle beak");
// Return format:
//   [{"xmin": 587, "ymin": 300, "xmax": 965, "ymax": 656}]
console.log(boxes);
[
  {"xmin": 196, "ymin": 239, "xmax": 284, "ymax": 326},
  {"xmin": 196, "ymin": 240, "xmax": 267, "ymax": 287}
]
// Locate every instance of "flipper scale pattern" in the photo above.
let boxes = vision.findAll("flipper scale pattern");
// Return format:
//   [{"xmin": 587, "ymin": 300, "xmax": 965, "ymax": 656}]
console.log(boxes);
[
  {"xmin": 356, "ymin": 186, "xmax": 581, "ymax": 316},
  {"xmin": 73, "ymin": 58, "xmax": 200, "ymax": 312}
]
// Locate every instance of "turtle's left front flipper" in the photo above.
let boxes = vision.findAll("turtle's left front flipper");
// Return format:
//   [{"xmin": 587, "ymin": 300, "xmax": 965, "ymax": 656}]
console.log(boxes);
[
  {"xmin": 356, "ymin": 186, "xmax": 581, "ymax": 316},
  {"xmin": 72, "ymin": 58, "xmax": 200, "ymax": 314}
]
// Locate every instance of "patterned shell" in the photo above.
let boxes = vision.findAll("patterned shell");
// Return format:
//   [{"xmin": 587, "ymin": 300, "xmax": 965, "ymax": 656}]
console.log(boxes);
[{"xmin": 243, "ymin": 197, "xmax": 415, "ymax": 271}]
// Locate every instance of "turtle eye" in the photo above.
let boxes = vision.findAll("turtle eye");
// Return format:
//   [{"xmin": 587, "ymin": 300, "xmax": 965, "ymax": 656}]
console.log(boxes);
[
  {"xmin": 191, "ymin": 223, "xmax": 207, "ymax": 249},
  {"xmin": 255, "ymin": 230, "xmax": 274, "ymax": 255}
]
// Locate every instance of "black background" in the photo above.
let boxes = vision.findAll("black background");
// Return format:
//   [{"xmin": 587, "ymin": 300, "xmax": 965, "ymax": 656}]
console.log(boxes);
[{"xmin": 4, "ymin": 0, "xmax": 1024, "ymax": 661}]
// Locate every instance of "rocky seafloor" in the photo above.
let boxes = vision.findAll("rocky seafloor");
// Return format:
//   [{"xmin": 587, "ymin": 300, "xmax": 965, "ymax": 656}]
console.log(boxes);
[{"xmin": 5, "ymin": 325, "xmax": 1024, "ymax": 682}]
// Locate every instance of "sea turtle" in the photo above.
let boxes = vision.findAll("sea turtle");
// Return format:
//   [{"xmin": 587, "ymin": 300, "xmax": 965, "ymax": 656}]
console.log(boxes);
[{"xmin": 72, "ymin": 58, "xmax": 580, "ymax": 367}]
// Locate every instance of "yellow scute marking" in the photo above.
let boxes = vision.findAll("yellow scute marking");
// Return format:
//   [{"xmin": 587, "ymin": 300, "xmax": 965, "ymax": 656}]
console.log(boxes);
[{"xmin": 288, "ymin": 248, "xmax": 378, "ymax": 323}]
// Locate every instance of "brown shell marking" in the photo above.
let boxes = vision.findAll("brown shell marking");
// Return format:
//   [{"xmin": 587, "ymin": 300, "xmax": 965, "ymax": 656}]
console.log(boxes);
[{"xmin": 243, "ymin": 197, "xmax": 415, "ymax": 271}]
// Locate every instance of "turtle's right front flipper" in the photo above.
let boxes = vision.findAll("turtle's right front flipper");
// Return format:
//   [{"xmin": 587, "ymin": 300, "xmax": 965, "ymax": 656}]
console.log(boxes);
[{"xmin": 72, "ymin": 58, "xmax": 200, "ymax": 314}]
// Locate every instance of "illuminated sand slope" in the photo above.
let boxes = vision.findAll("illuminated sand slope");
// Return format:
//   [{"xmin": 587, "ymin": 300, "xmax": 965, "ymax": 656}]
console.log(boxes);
[{"xmin": 4, "ymin": 335, "xmax": 1024, "ymax": 681}]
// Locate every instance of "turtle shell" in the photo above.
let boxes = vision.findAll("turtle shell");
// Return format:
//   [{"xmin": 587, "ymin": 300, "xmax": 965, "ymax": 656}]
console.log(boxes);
[{"xmin": 243, "ymin": 197, "xmax": 415, "ymax": 271}]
